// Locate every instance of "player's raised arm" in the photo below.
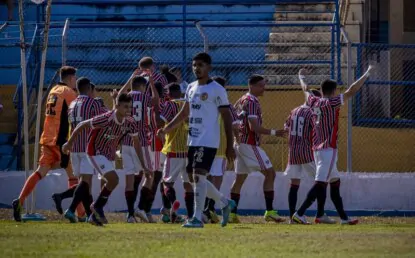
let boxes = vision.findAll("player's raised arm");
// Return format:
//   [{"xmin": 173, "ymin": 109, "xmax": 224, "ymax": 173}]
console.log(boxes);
[
  {"xmin": 298, "ymin": 68, "xmax": 311, "ymax": 101},
  {"xmin": 62, "ymin": 119, "xmax": 92, "ymax": 154},
  {"xmin": 147, "ymin": 68, "xmax": 160, "ymax": 107},
  {"xmin": 119, "ymin": 69, "xmax": 140, "ymax": 95},
  {"xmin": 343, "ymin": 65, "xmax": 375, "ymax": 102}
]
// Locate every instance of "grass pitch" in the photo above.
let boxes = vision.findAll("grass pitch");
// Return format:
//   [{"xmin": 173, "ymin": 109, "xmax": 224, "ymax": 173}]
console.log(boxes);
[{"xmin": 0, "ymin": 210, "xmax": 415, "ymax": 258}]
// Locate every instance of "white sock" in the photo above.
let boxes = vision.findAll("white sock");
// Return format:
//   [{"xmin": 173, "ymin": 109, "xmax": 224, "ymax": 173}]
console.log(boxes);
[
  {"xmin": 193, "ymin": 174, "xmax": 207, "ymax": 221},
  {"xmin": 206, "ymin": 180, "xmax": 228, "ymax": 209}
]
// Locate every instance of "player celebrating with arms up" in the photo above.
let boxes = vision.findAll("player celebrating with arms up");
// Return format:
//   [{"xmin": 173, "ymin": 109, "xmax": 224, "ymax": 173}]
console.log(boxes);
[
  {"xmin": 62, "ymin": 93, "xmax": 151, "ymax": 226},
  {"xmin": 158, "ymin": 52, "xmax": 235, "ymax": 228},
  {"xmin": 293, "ymin": 65, "xmax": 374, "ymax": 225}
]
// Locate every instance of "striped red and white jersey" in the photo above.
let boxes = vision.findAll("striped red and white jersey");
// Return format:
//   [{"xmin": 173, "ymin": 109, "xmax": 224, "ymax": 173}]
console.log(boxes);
[
  {"xmin": 229, "ymin": 104, "xmax": 240, "ymax": 124},
  {"xmin": 143, "ymin": 71, "xmax": 168, "ymax": 97},
  {"xmin": 94, "ymin": 97, "xmax": 109, "ymax": 113},
  {"xmin": 148, "ymin": 100, "xmax": 166, "ymax": 152},
  {"xmin": 307, "ymin": 94, "xmax": 344, "ymax": 150},
  {"xmin": 284, "ymin": 105, "xmax": 314, "ymax": 164},
  {"xmin": 122, "ymin": 91, "xmax": 152, "ymax": 147},
  {"xmin": 68, "ymin": 95, "xmax": 103, "ymax": 153},
  {"xmin": 235, "ymin": 93, "xmax": 262, "ymax": 146},
  {"xmin": 87, "ymin": 111, "xmax": 139, "ymax": 161}
]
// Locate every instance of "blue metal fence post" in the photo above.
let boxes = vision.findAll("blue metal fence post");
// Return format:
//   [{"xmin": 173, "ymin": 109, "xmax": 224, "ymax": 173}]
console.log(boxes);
[
  {"xmin": 330, "ymin": 23, "xmax": 335, "ymax": 80},
  {"xmin": 182, "ymin": 0, "xmax": 187, "ymax": 82},
  {"xmin": 335, "ymin": 0, "xmax": 342, "ymax": 84}
]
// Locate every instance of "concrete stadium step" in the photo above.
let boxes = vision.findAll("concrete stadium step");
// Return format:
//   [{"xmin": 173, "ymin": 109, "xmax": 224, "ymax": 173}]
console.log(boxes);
[
  {"xmin": 269, "ymin": 32, "xmax": 331, "ymax": 43},
  {"xmin": 270, "ymin": 22, "xmax": 332, "ymax": 33},
  {"xmin": 274, "ymin": 3, "xmax": 334, "ymax": 21},
  {"xmin": 267, "ymin": 42, "xmax": 331, "ymax": 53},
  {"xmin": 265, "ymin": 53, "xmax": 331, "ymax": 61}
]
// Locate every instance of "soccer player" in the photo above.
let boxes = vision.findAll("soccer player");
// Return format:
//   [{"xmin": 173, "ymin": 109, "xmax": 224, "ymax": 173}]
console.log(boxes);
[
  {"xmin": 117, "ymin": 71, "xmax": 159, "ymax": 223},
  {"xmin": 52, "ymin": 77, "xmax": 105, "ymax": 223},
  {"xmin": 159, "ymin": 83, "xmax": 192, "ymax": 222},
  {"xmin": 157, "ymin": 52, "xmax": 236, "ymax": 228},
  {"xmin": 230, "ymin": 74, "xmax": 286, "ymax": 224},
  {"xmin": 203, "ymin": 76, "xmax": 241, "ymax": 224},
  {"xmin": 62, "ymin": 93, "xmax": 151, "ymax": 226},
  {"xmin": 138, "ymin": 57, "xmax": 168, "ymax": 98},
  {"xmin": 292, "ymin": 66, "xmax": 375, "ymax": 225},
  {"xmin": 284, "ymin": 89, "xmax": 336, "ymax": 224},
  {"xmin": 12, "ymin": 66, "xmax": 78, "ymax": 222}
]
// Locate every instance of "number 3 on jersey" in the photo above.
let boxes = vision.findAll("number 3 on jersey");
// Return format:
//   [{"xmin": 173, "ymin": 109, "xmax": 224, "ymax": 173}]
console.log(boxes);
[
  {"xmin": 290, "ymin": 115, "xmax": 305, "ymax": 136},
  {"xmin": 132, "ymin": 101, "xmax": 143, "ymax": 121}
]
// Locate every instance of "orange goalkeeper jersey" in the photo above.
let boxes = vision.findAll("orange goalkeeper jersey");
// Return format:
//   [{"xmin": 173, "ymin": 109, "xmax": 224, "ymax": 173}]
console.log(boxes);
[{"xmin": 39, "ymin": 83, "xmax": 77, "ymax": 146}]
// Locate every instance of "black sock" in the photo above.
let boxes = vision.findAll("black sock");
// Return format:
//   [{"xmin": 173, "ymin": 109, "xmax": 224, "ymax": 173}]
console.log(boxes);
[
  {"xmin": 125, "ymin": 190, "xmax": 135, "ymax": 216},
  {"xmin": 138, "ymin": 186, "xmax": 152, "ymax": 211},
  {"xmin": 133, "ymin": 174, "xmax": 143, "ymax": 199},
  {"xmin": 94, "ymin": 187, "xmax": 112, "ymax": 209},
  {"xmin": 230, "ymin": 193, "xmax": 240, "ymax": 213},
  {"xmin": 297, "ymin": 182, "xmax": 324, "ymax": 216},
  {"xmin": 208, "ymin": 199, "xmax": 215, "ymax": 212},
  {"xmin": 204, "ymin": 197, "xmax": 211, "ymax": 212},
  {"xmin": 316, "ymin": 182, "xmax": 327, "ymax": 218},
  {"xmin": 330, "ymin": 180, "xmax": 348, "ymax": 220},
  {"xmin": 184, "ymin": 192, "xmax": 194, "ymax": 218},
  {"xmin": 59, "ymin": 185, "xmax": 77, "ymax": 200},
  {"xmin": 288, "ymin": 184, "xmax": 299, "ymax": 217},
  {"xmin": 264, "ymin": 190, "xmax": 274, "ymax": 211},
  {"xmin": 82, "ymin": 194, "xmax": 93, "ymax": 217},
  {"xmin": 160, "ymin": 183, "xmax": 171, "ymax": 209},
  {"xmin": 68, "ymin": 181, "xmax": 88, "ymax": 212},
  {"xmin": 145, "ymin": 171, "xmax": 162, "ymax": 213},
  {"xmin": 165, "ymin": 186, "xmax": 177, "ymax": 205}
]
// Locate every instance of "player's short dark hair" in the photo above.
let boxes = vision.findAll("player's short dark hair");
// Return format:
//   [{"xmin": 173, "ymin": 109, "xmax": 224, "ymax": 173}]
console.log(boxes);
[
  {"xmin": 169, "ymin": 66, "xmax": 180, "ymax": 74},
  {"xmin": 131, "ymin": 76, "xmax": 147, "ymax": 90},
  {"xmin": 60, "ymin": 66, "xmax": 77, "ymax": 80},
  {"xmin": 154, "ymin": 81, "xmax": 164, "ymax": 98},
  {"xmin": 139, "ymin": 57, "xmax": 154, "ymax": 69},
  {"xmin": 117, "ymin": 93, "xmax": 132, "ymax": 104},
  {"xmin": 167, "ymin": 83, "xmax": 181, "ymax": 95},
  {"xmin": 161, "ymin": 65, "xmax": 178, "ymax": 83},
  {"xmin": 310, "ymin": 89, "xmax": 322, "ymax": 97},
  {"xmin": 248, "ymin": 74, "xmax": 264, "ymax": 86},
  {"xmin": 90, "ymin": 83, "xmax": 96, "ymax": 91},
  {"xmin": 212, "ymin": 76, "xmax": 227, "ymax": 88},
  {"xmin": 192, "ymin": 52, "xmax": 212, "ymax": 65},
  {"xmin": 76, "ymin": 77, "xmax": 91, "ymax": 94},
  {"xmin": 320, "ymin": 79, "xmax": 337, "ymax": 95}
]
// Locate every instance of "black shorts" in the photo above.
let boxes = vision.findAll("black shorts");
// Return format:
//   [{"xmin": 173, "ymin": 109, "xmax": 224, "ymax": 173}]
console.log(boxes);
[{"xmin": 187, "ymin": 146, "xmax": 217, "ymax": 173}]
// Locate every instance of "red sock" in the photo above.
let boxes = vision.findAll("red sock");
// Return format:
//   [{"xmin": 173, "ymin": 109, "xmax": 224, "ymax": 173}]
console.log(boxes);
[{"xmin": 19, "ymin": 172, "xmax": 42, "ymax": 205}]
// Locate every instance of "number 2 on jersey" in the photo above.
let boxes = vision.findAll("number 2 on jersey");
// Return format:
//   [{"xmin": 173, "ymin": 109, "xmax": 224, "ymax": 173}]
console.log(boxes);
[{"xmin": 290, "ymin": 115, "xmax": 305, "ymax": 136}]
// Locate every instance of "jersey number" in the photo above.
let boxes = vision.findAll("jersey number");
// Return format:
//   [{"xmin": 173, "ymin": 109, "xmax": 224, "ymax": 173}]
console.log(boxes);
[
  {"xmin": 132, "ymin": 101, "xmax": 143, "ymax": 121},
  {"xmin": 290, "ymin": 115, "xmax": 305, "ymax": 136},
  {"xmin": 313, "ymin": 107, "xmax": 322, "ymax": 125},
  {"xmin": 46, "ymin": 94, "xmax": 57, "ymax": 116}
]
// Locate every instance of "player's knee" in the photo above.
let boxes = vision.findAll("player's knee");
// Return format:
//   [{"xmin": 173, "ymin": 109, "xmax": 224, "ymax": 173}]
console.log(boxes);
[
  {"xmin": 291, "ymin": 179, "xmax": 301, "ymax": 186},
  {"xmin": 194, "ymin": 168, "xmax": 208, "ymax": 176},
  {"xmin": 264, "ymin": 168, "xmax": 276, "ymax": 179}
]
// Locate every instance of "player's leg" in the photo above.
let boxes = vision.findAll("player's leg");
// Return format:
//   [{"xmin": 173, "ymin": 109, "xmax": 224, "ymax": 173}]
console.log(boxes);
[
  {"xmin": 161, "ymin": 156, "xmax": 184, "ymax": 223},
  {"xmin": 121, "ymin": 145, "xmax": 139, "ymax": 223},
  {"xmin": 205, "ymin": 157, "xmax": 225, "ymax": 223},
  {"xmin": 12, "ymin": 145, "xmax": 57, "ymax": 221},
  {"xmin": 88, "ymin": 155, "xmax": 119, "ymax": 226},
  {"xmin": 293, "ymin": 151, "xmax": 330, "ymax": 224},
  {"xmin": 146, "ymin": 151, "xmax": 164, "ymax": 220},
  {"xmin": 284, "ymin": 164, "xmax": 302, "ymax": 222},
  {"xmin": 61, "ymin": 148, "xmax": 86, "ymax": 219},
  {"xmin": 64, "ymin": 174, "xmax": 93, "ymax": 223},
  {"xmin": 136, "ymin": 146, "xmax": 154, "ymax": 222},
  {"xmin": 327, "ymin": 154, "xmax": 358, "ymax": 225}
]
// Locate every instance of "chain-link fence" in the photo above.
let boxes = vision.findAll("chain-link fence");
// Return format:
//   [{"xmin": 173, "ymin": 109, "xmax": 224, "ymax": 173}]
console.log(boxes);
[{"xmin": 349, "ymin": 43, "xmax": 415, "ymax": 172}]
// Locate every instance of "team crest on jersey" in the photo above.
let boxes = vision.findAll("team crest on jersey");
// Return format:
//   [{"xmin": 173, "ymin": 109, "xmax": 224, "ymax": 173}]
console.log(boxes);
[{"xmin": 200, "ymin": 92, "xmax": 208, "ymax": 101}]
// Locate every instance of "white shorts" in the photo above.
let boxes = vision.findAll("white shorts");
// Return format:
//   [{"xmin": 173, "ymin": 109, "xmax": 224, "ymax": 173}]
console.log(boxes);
[
  {"xmin": 314, "ymin": 148, "xmax": 340, "ymax": 182},
  {"xmin": 150, "ymin": 150, "xmax": 166, "ymax": 172},
  {"xmin": 88, "ymin": 155, "xmax": 115, "ymax": 175},
  {"xmin": 163, "ymin": 155, "xmax": 189, "ymax": 183},
  {"xmin": 209, "ymin": 157, "xmax": 226, "ymax": 176},
  {"xmin": 234, "ymin": 143, "xmax": 273, "ymax": 174},
  {"xmin": 71, "ymin": 152, "xmax": 95, "ymax": 176},
  {"xmin": 284, "ymin": 162, "xmax": 316, "ymax": 179},
  {"xmin": 121, "ymin": 145, "xmax": 152, "ymax": 175}
]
